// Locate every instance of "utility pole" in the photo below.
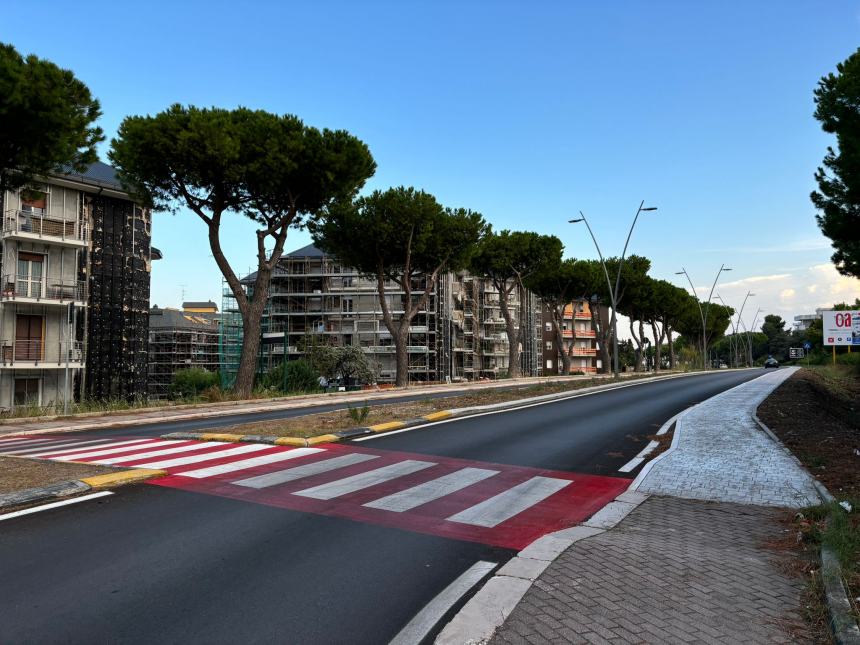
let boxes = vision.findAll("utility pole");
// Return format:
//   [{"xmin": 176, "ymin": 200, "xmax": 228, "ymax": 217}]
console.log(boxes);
[{"xmin": 676, "ymin": 265, "xmax": 731, "ymax": 370}]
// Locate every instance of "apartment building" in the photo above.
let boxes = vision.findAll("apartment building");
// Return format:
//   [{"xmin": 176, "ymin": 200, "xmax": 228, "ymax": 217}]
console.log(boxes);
[
  {"xmin": 0, "ymin": 162, "xmax": 154, "ymax": 410},
  {"xmin": 148, "ymin": 302, "xmax": 220, "ymax": 399},
  {"xmin": 542, "ymin": 300, "xmax": 603, "ymax": 375},
  {"xmin": 221, "ymin": 244, "xmax": 543, "ymax": 385}
]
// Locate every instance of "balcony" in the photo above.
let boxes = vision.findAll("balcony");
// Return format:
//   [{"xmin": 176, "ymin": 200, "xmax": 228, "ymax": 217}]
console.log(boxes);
[
  {"xmin": 562, "ymin": 329, "xmax": 596, "ymax": 338},
  {"xmin": 0, "ymin": 340, "xmax": 84, "ymax": 368},
  {"xmin": 570, "ymin": 348, "xmax": 597, "ymax": 356},
  {"xmin": 1, "ymin": 276, "xmax": 86, "ymax": 305},
  {"xmin": 3, "ymin": 210, "xmax": 88, "ymax": 247}
]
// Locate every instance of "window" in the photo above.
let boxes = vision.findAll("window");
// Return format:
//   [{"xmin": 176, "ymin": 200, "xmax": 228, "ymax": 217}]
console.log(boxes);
[
  {"xmin": 342, "ymin": 297, "xmax": 354, "ymax": 313},
  {"xmin": 14, "ymin": 378, "xmax": 40, "ymax": 406},
  {"xmin": 14, "ymin": 253, "xmax": 44, "ymax": 299},
  {"xmin": 546, "ymin": 359, "xmax": 553, "ymax": 369},
  {"xmin": 21, "ymin": 189, "xmax": 47, "ymax": 215},
  {"xmin": 545, "ymin": 322, "xmax": 552, "ymax": 331},
  {"xmin": 545, "ymin": 341, "xmax": 553, "ymax": 350}
]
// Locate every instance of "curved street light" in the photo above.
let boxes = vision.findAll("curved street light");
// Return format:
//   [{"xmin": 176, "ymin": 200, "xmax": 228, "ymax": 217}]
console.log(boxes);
[
  {"xmin": 570, "ymin": 200, "xmax": 657, "ymax": 376},
  {"xmin": 676, "ymin": 265, "xmax": 732, "ymax": 369}
]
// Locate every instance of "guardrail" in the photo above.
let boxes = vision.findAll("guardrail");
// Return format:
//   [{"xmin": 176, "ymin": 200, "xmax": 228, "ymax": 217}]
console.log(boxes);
[
  {"xmin": 3, "ymin": 210, "xmax": 88, "ymax": 243},
  {"xmin": 0, "ymin": 340, "xmax": 84, "ymax": 365},
  {"xmin": 0, "ymin": 275, "xmax": 85, "ymax": 302}
]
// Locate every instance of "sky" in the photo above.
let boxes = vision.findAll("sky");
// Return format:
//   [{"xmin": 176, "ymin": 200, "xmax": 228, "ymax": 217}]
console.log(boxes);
[{"xmin": 3, "ymin": 0, "xmax": 860, "ymax": 333}]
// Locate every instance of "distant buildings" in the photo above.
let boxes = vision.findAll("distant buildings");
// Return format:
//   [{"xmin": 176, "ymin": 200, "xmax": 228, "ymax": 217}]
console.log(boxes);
[
  {"xmin": 148, "ymin": 302, "xmax": 219, "ymax": 399},
  {"xmin": 0, "ymin": 162, "xmax": 155, "ymax": 410},
  {"xmin": 793, "ymin": 309, "xmax": 825, "ymax": 331},
  {"xmin": 220, "ymin": 244, "xmax": 599, "ymax": 385},
  {"xmin": 541, "ymin": 301, "xmax": 603, "ymax": 375}
]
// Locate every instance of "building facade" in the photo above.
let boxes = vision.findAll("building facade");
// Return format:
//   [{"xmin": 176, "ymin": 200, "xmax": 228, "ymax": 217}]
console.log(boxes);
[
  {"xmin": 221, "ymin": 244, "xmax": 545, "ymax": 385},
  {"xmin": 0, "ymin": 162, "xmax": 154, "ymax": 410},
  {"xmin": 541, "ymin": 300, "xmax": 603, "ymax": 375},
  {"xmin": 148, "ymin": 302, "xmax": 220, "ymax": 399}
]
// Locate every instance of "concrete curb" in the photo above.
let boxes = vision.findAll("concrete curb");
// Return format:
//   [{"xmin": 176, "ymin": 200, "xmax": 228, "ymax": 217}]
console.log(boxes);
[
  {"xmin": 822, "ymin": 547, "xmax": 860, "ymax": 645},
  {"xmin": 0, "ymin": 468, "xmax": 167, "ymax": 512},
  {"xmin": 435, "ymin": 489, "xmax": 652, "ymax": 644},
  {"xmin": 161, "ymin": 371, "xmax": 736, "ymax": 446}
]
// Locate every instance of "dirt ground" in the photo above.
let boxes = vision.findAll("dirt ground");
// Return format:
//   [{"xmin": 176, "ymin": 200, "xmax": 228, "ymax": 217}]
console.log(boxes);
[
  {"xmin": 758, "ymin": 367, "xmax": 860, "ymax": 635},
  {"xmin": 0, "ymin": 456, "xmax": 114, "ymax": 496}
]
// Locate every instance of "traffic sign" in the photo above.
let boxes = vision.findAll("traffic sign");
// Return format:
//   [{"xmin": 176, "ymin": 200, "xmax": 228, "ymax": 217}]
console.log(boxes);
[
  {"xmin": 803, "ymin": 341, "xmax": 812, "ymax": 350},
  {"xmin": 789, "ymin": 348, "xmax": 805, "ymax": 359},
  {"xmin": 822, "ymin": 310, "xmax": 860, "ymax": 346}
]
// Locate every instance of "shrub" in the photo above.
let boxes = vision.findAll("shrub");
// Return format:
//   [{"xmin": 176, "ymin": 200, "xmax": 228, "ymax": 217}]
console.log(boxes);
[
  {"xmin": 262, "ymin": 360, "xmax": 321, "ymax": 393},
  {"xmin": 347, "ymin": 403, "xmax": 370, "ymax": 424},
  {"xmin": 171, "ymin": 368, "xmax": 219, "ymax": 399},
  {"xmin": 836, "ymin": 351, "xmax": 860, "ymax": 367}
]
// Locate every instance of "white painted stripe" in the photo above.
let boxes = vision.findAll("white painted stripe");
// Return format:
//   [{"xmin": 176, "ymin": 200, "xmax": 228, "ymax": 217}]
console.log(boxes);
[
  {"xmin": 0, "ymin": 492, "xmax": 114, "ymax": 522},
  {"xmin": 2, "ymin": 438, "xmax": 129, "ymax": 456},
  {"xmin": 618, "ymin": 440, "xmax": 659, "ymax": 473},
  {"xmin": 0, "ymin": 436, "xmax": 52, "ymax": 445},
  {"xmin": 133, "ymin": 444, "xmax": 271, "ymax": 469},
  {"xmin": 90, "ymin": 441, "xmax": 232, "ymax": 465},
  {"xmin": 233, "ymin": 453, "xmax": 380, "ymax": 489},
  {"xmin": 39, "ymin": 439, "xmax": 176, "ymax": 460},
  {"xmin": 388, "ymin": 560, "xmax": 497, "ymax": 645},
  {"xmin": 294, "ymin": 460, "xmax": 435, "ymax": 500},
  {"xmin": 365, "ymin": 467, "xmax": 499, "ymax": 512},
  {"xmin": 178, "ymin": 448, "xmax": 324, "ymax": 479},
  {"xmin": 447, "ymin": 476, "xmax": 572, "ymax": 527},
  {"xmin": 0, "ymin": 437, "xmax": 74, "ymax": 451}
]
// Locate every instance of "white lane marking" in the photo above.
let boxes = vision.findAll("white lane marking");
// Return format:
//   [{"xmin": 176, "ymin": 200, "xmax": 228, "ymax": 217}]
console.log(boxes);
[
  {"xmin": 447, "ymin": 476, "xmax": 572, "ymax": 527},
  {"xmin": 177, "ymin": 447, "xmax": 324, "ymax": 479},
  {"xmin": 133, "ymin": 443, "xmax": 272, "ymax": 469},
  {"xmin": 618, "ymin": 409, "xmax": 685, "ymax": 473},
  {"xmin": 7, "ymin": 438, "xmax": 148, "ymax": 456},
  {"xmin": 352, "ymin": 371, "xmax": 722, "ymax": 442},
  {"xmin": 38, "ymin": 439, "xmax": 177, "ymax": 460},
  {"xmin": 0, "ymin": 437, "xmax": 86, "ymax": 452},
  {"xmin": 629, "ymin": 406, "xmax": 696, "ymax": 491},
  {"xmin": 388, "ymin": 560, "xmax": 497, "ymax": 645},
  {"xmin": 364, "ymin": 467, "xmax": 499, "ymax": 512},
  {"xmin": 90, "ymin": 441, "xmax": 231, "ymax": 465},
  {"xmin": 294, "ymin": 460, "xmax": 435, "ymax": 500},
  {"xmin": 618, "ymin": 440, "xmax": 659, "ymax": 473},
  {"xmin": 233, "ymin": 453, "xmax": 379, "ymax": 489},
  {"xmin": 0, "ymin": 491, "xmax": 114, "ymax": 522},
  {"xmin": 0, "ymin": 437, "xmax": 60, "ymax": 447}
]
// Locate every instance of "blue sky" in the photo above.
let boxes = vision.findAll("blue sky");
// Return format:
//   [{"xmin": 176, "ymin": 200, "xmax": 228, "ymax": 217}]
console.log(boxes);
[{"xmin": 4, "ymin": 0, "xmax": 860, "ymax": 328}]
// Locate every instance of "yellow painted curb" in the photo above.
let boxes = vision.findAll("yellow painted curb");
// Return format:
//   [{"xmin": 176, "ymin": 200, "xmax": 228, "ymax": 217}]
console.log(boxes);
[
  {"xmin": 306, "ymin": 434, "xmax": 340, "ymax": 446},
  {"xmin": 368, "ymin": 421, "xmax": 406, "ymax": 433},
  {"xmin": 275, "ymin": 436, "xmax": 309, "ymax": 447},
  {"xmin": 423, "ymin": 410, "xmax": 453, "ymax": 421},
  {"xmin": 198, "ymin": 433, "xmax": 246, "ymax": 442},
  {"xmin": 81, "ymin": 469, "xmax": 166, "ymax": 490}
]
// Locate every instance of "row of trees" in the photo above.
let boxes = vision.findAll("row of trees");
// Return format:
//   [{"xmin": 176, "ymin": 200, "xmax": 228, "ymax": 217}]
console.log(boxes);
[{"xmin": 0, "ymin": 42, "xmax": 736, "ymax": 398}]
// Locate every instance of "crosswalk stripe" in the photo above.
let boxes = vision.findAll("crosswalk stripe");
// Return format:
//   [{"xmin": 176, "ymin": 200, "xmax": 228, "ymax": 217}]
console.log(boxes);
[
  {"xmin": 294, "ymin": 460, "xmax": 436, "ymax": 500},
  {"xmin": 446, "ymin": 476, "xmax": 572, "ymax": 527},
  {"xmin": 0, "ymin": 437, "xmax": 73, "ymax": 451},
  {"xmin": 37, "ymin": 439, "xmax": 171, "ymax": 460},
  {"xmin": 90, "ymin": 441, "xmax": 232, "ymax": 465},
  {"xmin": 363, "ymin": 467, "xmax": 499, "ymax": 512},
  {"xmin": 177, "ymin": 448, "xmax": 324, "ymax": 479},
  {"xmin": 233, "ymin": 453, "xmax": 380, "ymax": 489},
  {"xmin": 0, "ymin": 438, "xmax": 130, "ymax": 456},
  {"xmin": 133, "ymin": 444, "xmax": 272, "ymax": 469},
  {"xmin": 0, "ymin": 436, "xmax": 43, "ymax": 445}
]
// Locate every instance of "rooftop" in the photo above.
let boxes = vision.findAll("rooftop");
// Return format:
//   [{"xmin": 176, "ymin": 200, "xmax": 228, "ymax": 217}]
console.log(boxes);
[
  {"xmin": 59, "ymin": 160, "xmax": 126, "ymax": 192},
  {"xmin": 150, "ymin": 306, "xmax": 219, "ymax": 331}
]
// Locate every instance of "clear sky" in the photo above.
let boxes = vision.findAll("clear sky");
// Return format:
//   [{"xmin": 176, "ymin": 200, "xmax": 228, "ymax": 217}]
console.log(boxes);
[{"xmin": 4, "ymin": 0, "xmax": 860, "ymax": 331}]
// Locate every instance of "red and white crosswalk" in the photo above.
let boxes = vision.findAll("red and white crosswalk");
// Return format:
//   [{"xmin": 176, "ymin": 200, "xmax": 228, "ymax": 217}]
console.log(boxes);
[{"xmin": 0, "ymin": 434, "xmax": 629, "ymax": 549}]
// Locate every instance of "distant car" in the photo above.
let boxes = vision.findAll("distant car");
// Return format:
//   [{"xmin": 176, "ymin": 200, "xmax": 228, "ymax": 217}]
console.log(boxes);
[
  {"xmin": 764, "ymin": 358, "xmax": 779, "ymax": 369},
  {"xmin": 719, "ymin": 362, "xmax": 728, "ymax": 369}
]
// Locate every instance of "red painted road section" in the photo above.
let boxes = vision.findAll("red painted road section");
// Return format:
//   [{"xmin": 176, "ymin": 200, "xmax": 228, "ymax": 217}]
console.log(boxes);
[
  {"xmin": 0, "ymin": 435, "xmax": 629, "ymax": 550},
  {"xmin": 149, "ymin": 443, "xmax": 628, "ymax": 549}
]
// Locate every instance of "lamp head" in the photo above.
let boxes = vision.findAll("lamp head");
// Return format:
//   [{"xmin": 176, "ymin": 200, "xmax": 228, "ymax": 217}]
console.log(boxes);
[
  {"xmin": 641, "ymin": 206, "xmax": 658, "ymax": 211},
  {"xmin": 568, "ymin": 218, "xmax": 583, "ymax": 223}
]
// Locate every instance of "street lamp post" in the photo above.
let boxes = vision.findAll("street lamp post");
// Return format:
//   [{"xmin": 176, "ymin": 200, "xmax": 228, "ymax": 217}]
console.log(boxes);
[
  {"xmin": 747, "ymin": 307, "xmax": 763, "ymax": 366},
  {"xmin": 570, "ymin": 200, "xmax": 656, "ymax": 377},
  {"xmin": 676, "ymin": 264, "xmax": 732, "ymax": 369}
]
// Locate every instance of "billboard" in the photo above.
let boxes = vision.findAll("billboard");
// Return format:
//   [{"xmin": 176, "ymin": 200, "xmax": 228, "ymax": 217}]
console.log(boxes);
[{"xmin": 822, "ymin": 310, "xmax": 860, "ymax": 346}]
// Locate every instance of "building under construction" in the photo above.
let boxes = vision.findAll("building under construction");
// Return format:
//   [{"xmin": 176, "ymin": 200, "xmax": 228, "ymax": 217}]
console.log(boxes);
[
  {"xmin": 148, "ymin": 302, "xmax": 220, "ymax": 399},
  {"xmin": 219, "ymin": 244, "xmax": 545, "ymax": 386}
]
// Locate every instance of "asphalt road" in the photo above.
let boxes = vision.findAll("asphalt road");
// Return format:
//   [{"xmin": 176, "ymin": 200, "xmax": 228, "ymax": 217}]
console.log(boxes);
[{"xmin": 0, "ymin": 369, "xmax": 764, "ymax": 644}]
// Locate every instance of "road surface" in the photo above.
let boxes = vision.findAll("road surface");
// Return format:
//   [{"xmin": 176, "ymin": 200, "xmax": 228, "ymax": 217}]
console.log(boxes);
[{"xmin": 0, "ymin": 369, "xmax": 763, "ymax": 644}]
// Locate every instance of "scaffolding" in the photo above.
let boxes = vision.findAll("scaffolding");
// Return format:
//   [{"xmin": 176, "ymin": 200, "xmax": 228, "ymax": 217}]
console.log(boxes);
[
  {"xmin": 219, "ymin": 281, "xmax": 242, "ymax": 389},
  {"xmin": 148, "ymin": 307, "xmax": 220, "ymax": 399}
]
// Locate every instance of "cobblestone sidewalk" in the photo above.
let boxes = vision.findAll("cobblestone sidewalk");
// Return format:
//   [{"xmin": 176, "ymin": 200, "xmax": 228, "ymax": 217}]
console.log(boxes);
[{"xmin": 491, "ymin": 496, "xmax": 810, "ymax": 645}]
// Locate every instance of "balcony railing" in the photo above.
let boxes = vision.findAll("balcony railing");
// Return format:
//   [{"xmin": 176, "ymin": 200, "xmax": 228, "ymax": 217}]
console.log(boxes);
[
  {"xmin": 570, "ymin": 348, "xmax": 597, "ymax": 356},
  {"xmin": 1, "ymin": 276, "xmax": 86, "ymax": 302},
  {"xmin": 0, "ymin": 340, "xmax": 84, "ymax": 366},
  {"xmin": 3, "ymin": 210, "xmax": 88, "ymax": 243},
  {"xmin": 562, "ymin": 329, "xmax": 596, "ymax": 338}
]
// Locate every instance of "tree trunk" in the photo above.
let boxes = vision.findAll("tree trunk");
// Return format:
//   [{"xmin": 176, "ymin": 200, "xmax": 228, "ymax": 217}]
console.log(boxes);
[
  {"xmin": 498, "ymin": 282, "xmax": 520, "ymax": 379},
  {"xmin": 392, "ymin": 326, "xmax": 410, "ymax": 387},
  {"xmin": 649, "ymin": 319, "xmax": 665, "ymax": 373},
  {"xmin": 552, "ymin": 310, "xmax": 570, "ymax": 375},
  {"xmin": 667, "ymin": 325, "xmax": 676, "ymax": 368},
  {"xmin": 629, "ymin": 320, "xmax": 644, "ymax": 372},
  {"xmin": 591, "ymin": 306, "xmax": 611, "ymax": 374},
  {"xmin": 232, "ymin": 268, "xmax": 272, "ymax": 398}
]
